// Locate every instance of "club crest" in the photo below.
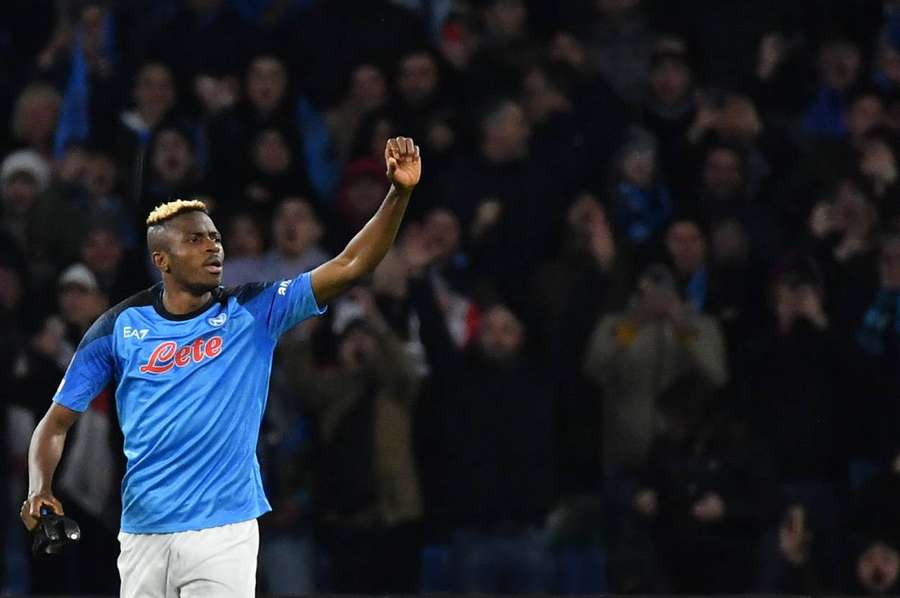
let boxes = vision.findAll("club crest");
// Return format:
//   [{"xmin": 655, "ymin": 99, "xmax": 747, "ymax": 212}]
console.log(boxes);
[{"xmin": 208, "ymin": 313, "xmax": 228, "ymax": 328}]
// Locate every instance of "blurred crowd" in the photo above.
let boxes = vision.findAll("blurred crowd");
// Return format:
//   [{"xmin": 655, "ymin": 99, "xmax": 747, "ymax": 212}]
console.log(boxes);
[{"xmin": 4, "ymin": 0, "xmax": 900, "ymax": 595}]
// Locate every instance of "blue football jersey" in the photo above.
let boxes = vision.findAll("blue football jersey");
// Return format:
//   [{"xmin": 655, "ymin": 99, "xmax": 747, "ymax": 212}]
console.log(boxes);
[{"xmin": 53, "ymin": 272, "xmax": 326, "ymax": 533}]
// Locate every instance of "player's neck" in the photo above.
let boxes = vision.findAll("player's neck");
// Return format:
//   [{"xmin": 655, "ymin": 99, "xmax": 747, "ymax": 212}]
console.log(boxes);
[{"xmin": 161, "ymin": 286, "xmax": 212, "ymax": 316}]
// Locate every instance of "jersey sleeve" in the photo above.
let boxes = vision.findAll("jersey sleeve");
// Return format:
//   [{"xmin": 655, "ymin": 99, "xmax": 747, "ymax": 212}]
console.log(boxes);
[
  {"xmin": 52, "ymin": 313, "xmax": 116, "ymax": 412},
  {"xmin": 237, "ymin": 271, "xmax": 327, "ymax": 339}
]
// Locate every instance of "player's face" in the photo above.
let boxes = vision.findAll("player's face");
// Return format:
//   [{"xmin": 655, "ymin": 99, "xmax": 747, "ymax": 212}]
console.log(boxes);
[{"xmin": 163, "ymin": 212, "xmax": 224, "ymax": 294}]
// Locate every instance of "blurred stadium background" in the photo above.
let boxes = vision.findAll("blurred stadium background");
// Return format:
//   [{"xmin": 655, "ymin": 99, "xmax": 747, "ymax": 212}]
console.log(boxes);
[{"xmin": 4, "ymin": 0, "xmax": 900, "ymax": 595}]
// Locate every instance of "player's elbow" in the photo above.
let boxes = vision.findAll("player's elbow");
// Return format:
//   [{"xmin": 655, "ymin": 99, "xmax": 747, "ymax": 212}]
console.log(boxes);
[
  {"xmin": 40, "ymin": 403, "xmax": 81, "ymax": 437},
  {"xmin": 335, "ymin": 251, "xmax": 376, "ymax": 282}
]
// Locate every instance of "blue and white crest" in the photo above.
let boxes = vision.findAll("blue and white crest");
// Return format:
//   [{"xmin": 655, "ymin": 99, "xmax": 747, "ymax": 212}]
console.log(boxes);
[{"xmin": 208, "ymin": 312, "xmax": 228, "ymax": 328}]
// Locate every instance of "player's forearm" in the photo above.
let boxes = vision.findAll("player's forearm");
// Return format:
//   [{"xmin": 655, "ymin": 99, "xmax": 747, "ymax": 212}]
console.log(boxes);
[
  {"xmin": 337, "ymin": 184, "xmax": 412, "ymax": 279},
  {"xmin": 27, "ymin": 415, "xmax": 69, "ymax": 495}
]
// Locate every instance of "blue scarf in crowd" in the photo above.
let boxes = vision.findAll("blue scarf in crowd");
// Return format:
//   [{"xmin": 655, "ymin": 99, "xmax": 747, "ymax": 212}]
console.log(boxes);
[{"xmin": 53, "ymin": 11, "xmax": 117, "ymax": 158}]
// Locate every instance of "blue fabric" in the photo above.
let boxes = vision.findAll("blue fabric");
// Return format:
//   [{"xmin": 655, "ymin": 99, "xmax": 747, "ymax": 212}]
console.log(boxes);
[
  {"xmin": 422, "ymin": 542, "xmax": 607, "ymax": 593},
  {"xmin": 259, "ymin": 533, "xmax": 315, "ymax": 594},
  {"xmin": 856, "ymin": 290, "xmax": 900, "ymax": 356},
  {"xmin": 802, "ymin": 87, "xmax": 846, "ymax": 138},
  {"xmin": 421, "ymin": 544, "xmax": 454, "ymax": 592},
  {"xmin": 54, "ymin": 12, "xmax": 117, "ymax": 158},
  {"xmin": 229, "ymin": 0, "xmax": 312, "ymax": 23},
  {"xmin": 614, "ymin": 182, "xmax": 673, "ymax": 246},
  {"xmin": 886, "ymin": 9, "xmax": 900, "ymax": 51},
  {"xmin": 53, "ymin": 272, "xmax": 326, "ymax": 533},
  {"xmin": 193, "ymin": 126, "xmax": 209, "ymax": 173},
  {"xmin": 874, "ymin": 71, "xmax": 895, "ymax": 92},
  {"xmin": 685, "ymin": 268, "xmax": 708, "ymax": 312},
  {"xmin": 452, "ymin": 529, "xmax": 552, "ymax": 592},
  {"xmin": 230, "ymin": 0, "xmax": 275, "ymax": 22},
  {"xmin": 554, "ymin": 546, "xmax": 609, "ymax": 593},
  {"xmin": 874, "ymin": 11, "xmax": 900, "ymax": 92},
  {"xmin": 53, "ymin": 34, "xmax": 91, "ymax": 157},
  {"xmin": 296, "ymin": 97, "xmax": 339, "ymax": 200}
]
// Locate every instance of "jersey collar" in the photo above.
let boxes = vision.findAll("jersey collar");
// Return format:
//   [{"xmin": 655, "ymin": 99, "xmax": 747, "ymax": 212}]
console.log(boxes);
[{"xmin": 152, "ymin": 283, "xmax": 223, "ymax": 321}]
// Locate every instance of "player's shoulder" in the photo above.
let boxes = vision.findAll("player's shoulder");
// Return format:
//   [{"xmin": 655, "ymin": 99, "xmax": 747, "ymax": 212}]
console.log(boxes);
[
  {"xmin": 227, "ymin": 273, "xmax": 314, "ymax": 301},
  {"xmin": 220, "ymin": 280, "xmax": 278, "ymax": 305},
  {"xmin": 82, "ymin": 285, "xmax": 159, "ymax": 345}
]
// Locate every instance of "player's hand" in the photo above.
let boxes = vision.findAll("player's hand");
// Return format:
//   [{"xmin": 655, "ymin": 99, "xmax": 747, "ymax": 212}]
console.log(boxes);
[
  {"xmin": 20, "ymin": 492, "xmax": 65, "ymax": 531},
  {"xmin": 385, "ymin": 137, "xmax": 421, "ymax": 191}
]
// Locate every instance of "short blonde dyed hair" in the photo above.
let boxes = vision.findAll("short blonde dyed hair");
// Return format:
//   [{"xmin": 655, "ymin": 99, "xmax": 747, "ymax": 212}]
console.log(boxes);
[{"xmin": 146, "ymin": 199, "xmax": 208, "ymax": 227}]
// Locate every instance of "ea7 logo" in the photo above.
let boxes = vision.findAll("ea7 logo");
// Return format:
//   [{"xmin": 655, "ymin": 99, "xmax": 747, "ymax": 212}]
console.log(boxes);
[
  {"xmin": 277, "ymin": 280, "xmax": 291, "ymax": 296},
  {"xmin": 123, "ymin": 326, "xmax": 149, "ymax": 340}
]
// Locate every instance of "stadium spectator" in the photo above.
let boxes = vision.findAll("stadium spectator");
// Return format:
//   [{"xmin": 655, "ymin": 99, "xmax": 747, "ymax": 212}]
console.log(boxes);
[
  {"xmin": 413, "ymin": 271, "xmax": 556, "ymax": 592},
  {"xmin": 8, "ymin": 83, "xmax": 61, "ymax": 159},
  {"xmin": 281, "ymin": 286, "xmax": 423, "ymax": 593},
  {"xmin": 584, "ymin": 263, "xmax": 728, "ymax": 475},
  {"xmin": 225, "ymin": 196, "xmax": 328, "ymax": 286}
]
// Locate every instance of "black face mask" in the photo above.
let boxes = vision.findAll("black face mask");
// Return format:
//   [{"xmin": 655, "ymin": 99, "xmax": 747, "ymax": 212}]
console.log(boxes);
[{"xmin": 32, "ymin": 510, "xmax": 81, "ymax": 556}]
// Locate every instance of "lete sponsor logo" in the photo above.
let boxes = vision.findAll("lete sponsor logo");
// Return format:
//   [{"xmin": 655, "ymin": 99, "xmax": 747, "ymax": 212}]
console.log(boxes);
[{"xmin": 139, "ymin": 337, "xmax": 223, "ymax": 374}]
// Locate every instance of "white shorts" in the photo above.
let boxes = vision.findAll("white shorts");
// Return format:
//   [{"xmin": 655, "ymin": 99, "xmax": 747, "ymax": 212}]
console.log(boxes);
[{"xmin": 117, "ymin": 519, "xmax": 258, "ymax": 598}]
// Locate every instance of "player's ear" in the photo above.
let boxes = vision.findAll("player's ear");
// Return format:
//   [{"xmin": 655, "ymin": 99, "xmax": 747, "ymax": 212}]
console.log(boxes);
[{"xmin": 151, "ymin": 251, "xmax": 171, "ymax": 274}]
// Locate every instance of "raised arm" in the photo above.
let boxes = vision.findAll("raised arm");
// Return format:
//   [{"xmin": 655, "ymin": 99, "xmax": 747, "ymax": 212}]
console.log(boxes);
[
  {"xmin": 311, "ymin": 137, "xmax": 421, "ymax": 305},
  {"xmin": 20, "ymin": 402, "xmax": 81, "ymax": 530}
]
